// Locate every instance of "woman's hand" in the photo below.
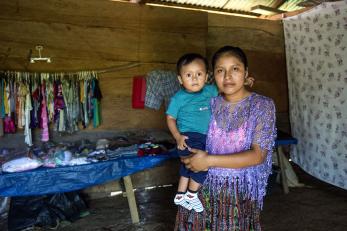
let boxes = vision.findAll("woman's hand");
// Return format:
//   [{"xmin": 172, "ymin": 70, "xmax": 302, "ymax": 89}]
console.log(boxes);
[{"xmin": 180, "ymin": 148, "xmax": 209, "ymax": 172}]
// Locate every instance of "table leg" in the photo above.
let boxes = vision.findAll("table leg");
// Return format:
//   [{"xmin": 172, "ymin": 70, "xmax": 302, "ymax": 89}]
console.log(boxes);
[
  {"xmin": 123, "ymin": 175, "xmax": 140, "ymax": 223},
  {"xmin": 277, "ymin": 147, "xmax": 289, "ymax": 194}
]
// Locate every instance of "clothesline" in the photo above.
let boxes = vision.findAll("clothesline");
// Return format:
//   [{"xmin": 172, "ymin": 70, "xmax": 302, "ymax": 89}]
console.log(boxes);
[
  {"xmin": 0, "ymin": 62, "xmax": 141, "ymax": 77},
  {"xmin": 2, "ymin": 71, "xmax": 98, "ymax": 81}
]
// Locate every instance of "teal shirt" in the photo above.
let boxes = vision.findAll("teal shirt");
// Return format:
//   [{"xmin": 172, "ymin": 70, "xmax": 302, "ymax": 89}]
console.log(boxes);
[{"xmin": 166, "ymin": 84, "xmax": 218, "ymax": 134}]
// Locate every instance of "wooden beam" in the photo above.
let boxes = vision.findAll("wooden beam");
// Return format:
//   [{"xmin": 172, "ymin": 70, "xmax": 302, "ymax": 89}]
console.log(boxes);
[
  {"xmin": 142, "ymin": 0, "xmax": 260, "ymax": 17},
  {"xmin": 250, "ymin": 5, "xmax": 285, "ymax": 15},
  {"xmin": 263, "ymin": 6, "xmax": 314, "ymax": 20},
  {"xmin": 273, "ymin": 0, "xmax": 287, "ymax": 9}
]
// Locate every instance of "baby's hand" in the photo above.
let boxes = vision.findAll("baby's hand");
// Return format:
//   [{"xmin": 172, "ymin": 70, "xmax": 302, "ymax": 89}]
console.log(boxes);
[{"xmin": 177, "ymin": 135, "xmax": 189, "ymax": 150}]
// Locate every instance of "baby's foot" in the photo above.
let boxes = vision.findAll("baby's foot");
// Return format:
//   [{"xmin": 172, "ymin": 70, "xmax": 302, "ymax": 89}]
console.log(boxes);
[
  {"xmin": 184, "ymin": 191, "xmax": 204, "ymax": 212},
  {"xmin": 174, "ymin": 193, "xmax": 192, "ymax": 210}
]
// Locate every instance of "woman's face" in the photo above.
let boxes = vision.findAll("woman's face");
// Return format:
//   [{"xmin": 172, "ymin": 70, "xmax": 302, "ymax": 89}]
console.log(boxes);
[{"xmin": 214, "ymin": 54, "xmax": 248, "ymax": 101}]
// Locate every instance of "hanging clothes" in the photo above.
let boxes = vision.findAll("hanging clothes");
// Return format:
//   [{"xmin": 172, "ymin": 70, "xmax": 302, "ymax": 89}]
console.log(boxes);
[
  {"xmin": 0, "ymin": 118, "xmax": 3, "ymax": 137},
  {"xmin": 0, "ymin": 70, "xmax": 103, "ymax": 144},
  {"xmin": 3, "ymin": 79, "xmax": 9, "ymax": 114},
  {"xmin": 53, "ymin": 80, "xmax": 66, "ymax": 132},
  {"xmin": 24, "ymin": 88, "xmax": 33, "ymax": 146},
  {"xmin": 92, "ymin": 78, "xmax": 102, "ymax": 128},
  {"xmin": 72, "ymin": 80, "xmax": 80, "ymax": 130},
  {"xmin": 0, "ymin": 77, "xmax": 5, "ymax": 118},
  {"xmin": 30, "ymin": 78, "xmax": 40, "ymax": 129},
  {"xmin": 46, "ymin": 77, "xmax": 54, "ymax": 122},
  {"xmin": 17, "ymin": 83, "xmax": 27, "ymax": 129},
  {"xmin": 83, "ymin": 80, "xmax": 89, "ymax": 127},
  {"xmin": 9, "ymin": 79, "xmax": 16, "ymax": 114},
  {"xmin": 145, "ymin": 70, "xmax": 180, "ymax": 110},
  {"xmin": 41, "ymin": 81, "xmax": 49, "ymax": 142},
  {"xmin": 3, "ymin": 116, "xmax": 15, "ymax": 133}
]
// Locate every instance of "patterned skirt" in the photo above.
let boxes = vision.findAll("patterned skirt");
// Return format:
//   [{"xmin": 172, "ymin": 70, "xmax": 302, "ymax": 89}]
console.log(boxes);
[{"xmin": 174, "ymin": 182, "xmax": 262, "ymax": 231}]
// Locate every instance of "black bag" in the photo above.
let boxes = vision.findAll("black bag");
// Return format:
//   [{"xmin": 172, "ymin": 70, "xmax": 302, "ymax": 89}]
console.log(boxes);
[
  {"xmin": 8, "ymin": 192, "xmax": 87, "ymax": 231},
  {"xmin": 0, "ymin": 197, "xmax": 10, "ymax": 231}
]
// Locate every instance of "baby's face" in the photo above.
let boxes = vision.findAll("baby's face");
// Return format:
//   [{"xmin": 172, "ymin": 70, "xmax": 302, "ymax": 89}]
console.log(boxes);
[{"xmin": 178, "ymin": 59, "xmax": 208, "ymax": 93}]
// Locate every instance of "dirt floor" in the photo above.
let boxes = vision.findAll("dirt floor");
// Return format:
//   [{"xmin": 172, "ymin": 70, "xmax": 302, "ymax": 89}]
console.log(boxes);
[{"xmin": 51, "ymin": 165, "xmax": 347, "ymax": 231}]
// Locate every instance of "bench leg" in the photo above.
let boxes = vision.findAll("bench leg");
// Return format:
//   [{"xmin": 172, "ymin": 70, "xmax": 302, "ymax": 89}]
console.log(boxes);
[
  {"xmin": 277, "ymin": 147, "xmax": 289, "ymax": 194},
  {"xmin": 123, "ymin": 175, "xmax": 140, "ymax": 223}
]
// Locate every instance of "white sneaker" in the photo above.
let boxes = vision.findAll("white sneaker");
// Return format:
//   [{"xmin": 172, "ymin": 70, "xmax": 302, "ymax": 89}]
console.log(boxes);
[
  {"xmin": 174, "ymin": 193, "xmax": 193, "ymax": 210},
  {"xmin": 184, "ymin": 191, "xmax": 204, "ymax": 212}
]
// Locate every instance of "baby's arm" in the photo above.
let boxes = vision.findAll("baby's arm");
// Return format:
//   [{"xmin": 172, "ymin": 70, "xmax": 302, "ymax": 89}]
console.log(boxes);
[{"xmin": 166, "ymin": 115, "xmax": 188, "ymax": 150}]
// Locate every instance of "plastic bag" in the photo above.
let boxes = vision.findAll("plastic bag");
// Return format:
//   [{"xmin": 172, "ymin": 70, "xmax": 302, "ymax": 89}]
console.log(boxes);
[
  {"xmin": 2, "ymin": 157, "xmax": 42, "ymax": 173},
  {"xmin": 0, "ymin": 197, "xmax": 10, "ymax": 231},
  {"xmin": 8, "ymin": 192, "xmax": 87, "ymax": 231}
]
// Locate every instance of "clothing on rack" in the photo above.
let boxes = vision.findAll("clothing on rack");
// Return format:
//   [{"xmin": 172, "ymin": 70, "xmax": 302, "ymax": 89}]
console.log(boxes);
[
  {"xmin": 0, "ymin": 71, "xmax": 103, "ymax": 145},
  {"xmin": 41, "ymin": 81, "xmax": 49, "ymax": 142},
  {"xmin": 24, "ymin": 91, "xmax": 33, "ymax": 146}
]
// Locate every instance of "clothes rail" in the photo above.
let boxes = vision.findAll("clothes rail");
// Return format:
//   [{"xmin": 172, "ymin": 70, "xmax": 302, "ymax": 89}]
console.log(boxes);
[{"xmin": 0, "ymin": 62, "xmax": 141, "ymax": 76}]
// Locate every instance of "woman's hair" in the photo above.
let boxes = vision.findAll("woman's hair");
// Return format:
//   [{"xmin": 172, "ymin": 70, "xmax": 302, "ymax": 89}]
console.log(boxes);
[
  {"xmin": 212, "ymin": 46, "xmax": 248, "ymax": 70},
  {"xmin": 176, "ymin": 53, "xmax": 208, "ymax": 75}
]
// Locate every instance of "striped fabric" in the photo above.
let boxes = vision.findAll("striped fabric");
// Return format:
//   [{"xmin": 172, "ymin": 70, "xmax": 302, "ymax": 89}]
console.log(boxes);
[{"xmin": 145, "ymin": 70, "xmax": 181, "ymax": 110}]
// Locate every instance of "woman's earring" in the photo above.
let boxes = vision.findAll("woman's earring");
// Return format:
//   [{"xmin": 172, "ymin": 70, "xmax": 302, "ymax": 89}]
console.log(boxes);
[{"xmin": 244, "ymin": 77, "xmax": 255, "ymax": 87}]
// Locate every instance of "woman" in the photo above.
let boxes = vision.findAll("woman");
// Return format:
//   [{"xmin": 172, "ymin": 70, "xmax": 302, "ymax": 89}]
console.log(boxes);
[{"xmin": 175, "ymin": 46, "xmax": 276, "ymax": 231}]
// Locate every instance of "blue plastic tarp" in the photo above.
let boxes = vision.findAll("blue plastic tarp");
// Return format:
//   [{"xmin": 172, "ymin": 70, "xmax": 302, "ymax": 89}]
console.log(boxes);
[{"xmin": 0, "ymin": 155, "xmax": 172, "ymax": 197}]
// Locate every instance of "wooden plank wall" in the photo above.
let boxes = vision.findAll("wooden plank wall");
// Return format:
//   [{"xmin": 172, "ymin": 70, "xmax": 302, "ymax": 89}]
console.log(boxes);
[
  {"xmin": 0, "ymin": 0, "xmax": 288, "ymax": 132},
  {"xmin": 0, "ymin": 1, "xmax": 289, "ymax": 196},
  {"xmin": 207, "ymin": 14, "xmax": 289, "ymax": 130},
  {"xmin": 0, "ymin": 0, "xmax": 207, "ymax": 131}
]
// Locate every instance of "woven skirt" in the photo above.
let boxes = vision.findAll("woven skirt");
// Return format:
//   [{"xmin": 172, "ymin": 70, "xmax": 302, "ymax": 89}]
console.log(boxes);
[{"xmin": 174, "ymin": 182, "xmax": 262, "ymax": 231}]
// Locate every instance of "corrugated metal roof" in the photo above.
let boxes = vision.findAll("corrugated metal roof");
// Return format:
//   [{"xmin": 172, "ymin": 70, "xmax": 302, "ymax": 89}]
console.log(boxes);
[
  {"xmin": 279, "ymin": 0, "xmax": 304, "ymax": 11},
  {"xmin": 152, "ymin": 0, "xmax": 311, "ymax": 16}
]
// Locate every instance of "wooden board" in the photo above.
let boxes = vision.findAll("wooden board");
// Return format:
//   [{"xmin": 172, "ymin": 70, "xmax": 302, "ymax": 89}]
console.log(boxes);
[
  {"xmin": 207, "ymin": 14, "xmax": 288, "ymax": 113},
  {"xmin": 0, "ymin": 1, "xmax": 207, "ymax": 130}
]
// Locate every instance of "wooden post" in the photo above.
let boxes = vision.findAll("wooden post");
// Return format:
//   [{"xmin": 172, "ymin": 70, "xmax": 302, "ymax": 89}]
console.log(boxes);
[
  {"xmin": 123, "ymin": 175, "xmax": 140, "ymax": 223},
  {"xmin": 277, "ymin": 147, "xmax": 289, "ymax": 194}
]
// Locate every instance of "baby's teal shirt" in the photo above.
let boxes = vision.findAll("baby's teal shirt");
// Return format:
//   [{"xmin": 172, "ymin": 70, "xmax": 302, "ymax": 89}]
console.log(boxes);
[{"xmin": 166, "ymin": 84, "xmax": 218, "ymax": 134}]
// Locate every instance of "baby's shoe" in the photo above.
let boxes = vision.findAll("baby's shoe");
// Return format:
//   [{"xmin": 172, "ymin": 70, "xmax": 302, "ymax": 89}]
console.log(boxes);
[
  {"xmin": 174, "ymin": 192, "xmax": 193, "ymax": 210},
  {"xmin": 184, "ymin": 190, "xmax": 204, "ymax": 212}
]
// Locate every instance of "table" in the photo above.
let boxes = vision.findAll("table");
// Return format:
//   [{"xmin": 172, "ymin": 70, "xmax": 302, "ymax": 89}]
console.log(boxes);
[
  {"xmin": 0, "ymin": 132, "xmax": 298, "ymax": 223},
  {"xmin": 275, "ymin": 130, "xmax": 298, "ymax": 194},
  {"xmin": 0, "ymin": 154, "xmax": 172, "ymax": 223}
]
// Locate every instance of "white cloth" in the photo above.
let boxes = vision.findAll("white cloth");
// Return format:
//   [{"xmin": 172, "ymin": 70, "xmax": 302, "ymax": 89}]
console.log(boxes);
[
  {"xmin": 2, "ymin": 157, "xmax": 42, "ymax": 173},
  {"xmin": 283, "ymin": 1, "xmax": 347, "ymax": 189},
  {"xmin": 24, "ymin": 92, "xmax": 33, "ymax": 146}
]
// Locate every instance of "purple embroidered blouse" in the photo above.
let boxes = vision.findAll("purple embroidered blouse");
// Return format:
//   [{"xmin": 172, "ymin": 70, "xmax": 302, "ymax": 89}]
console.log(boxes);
[{"xmin": 205, "ymin": 93, "xmax": 276, "ymax": 208}]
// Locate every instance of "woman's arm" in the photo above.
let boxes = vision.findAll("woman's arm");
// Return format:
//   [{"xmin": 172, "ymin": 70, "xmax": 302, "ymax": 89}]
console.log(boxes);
[
  {"xmin": 182, "ymin": 144, "xmax": 267, "ymax": 172},
  {"xmin": 209, "ymin": 144, "xmax": 266, "ymax": 168}
]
